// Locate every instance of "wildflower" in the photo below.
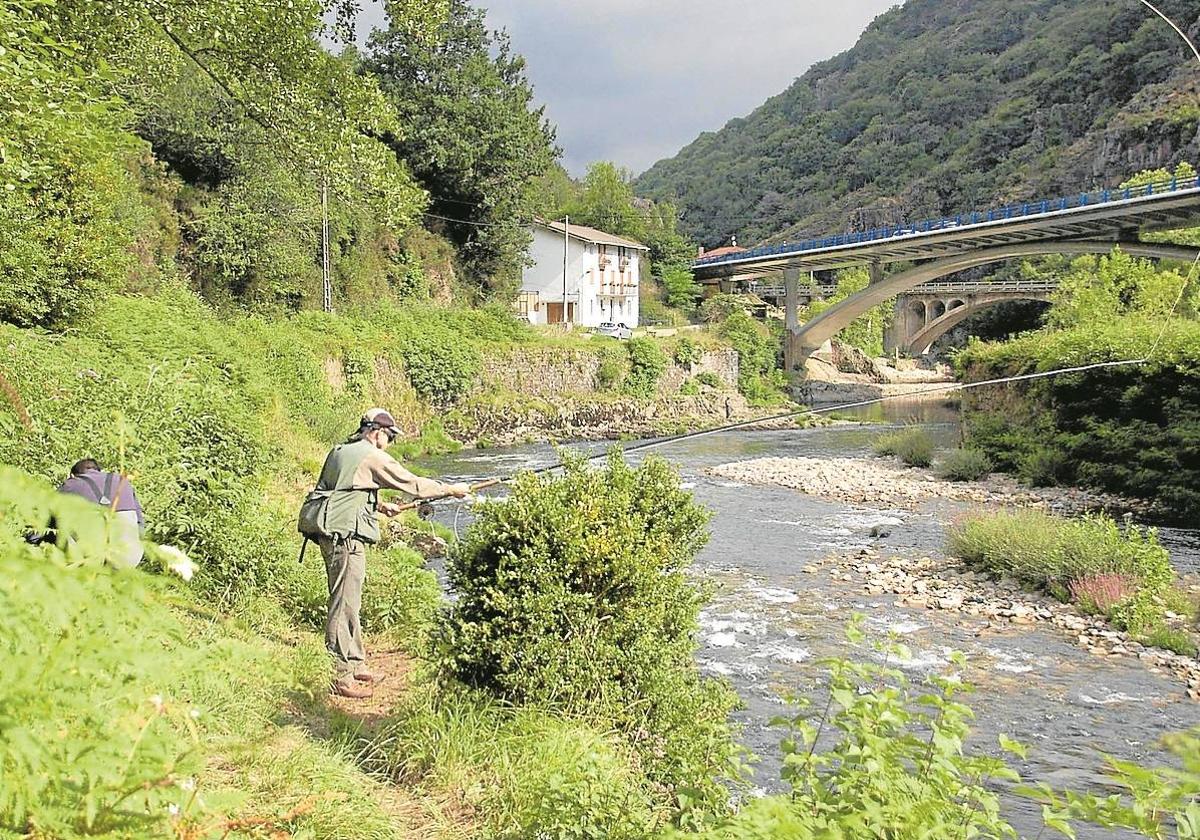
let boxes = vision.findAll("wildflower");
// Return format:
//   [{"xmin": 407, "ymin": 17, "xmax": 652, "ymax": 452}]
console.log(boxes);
[
  {"xmin": 168, "ymin": 803, "xmax": 180, "ymax": 817},
  {"xmin": 189, "ymin": 708, "xmax": 200, "ymax": 720},
  {"xmin": 178, "ymin": 778, "xmax": 195, "ymax": 792},
  {"xmin": 149, "ymin": 694, "xmax": 165, "ymax": 712},
  {"xmin": 159, "ymin": 545, "xmax": 196, "ymax": 582}
]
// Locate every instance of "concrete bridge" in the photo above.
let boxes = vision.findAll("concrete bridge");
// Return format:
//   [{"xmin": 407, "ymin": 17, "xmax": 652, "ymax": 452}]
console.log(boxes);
[
  {"xmin": 692, "ymin": 177, "xmax": 1200, "ymax": 371},
  {"xmin": 890, "ymin": 284, "xmax": 1055, "ymax": 356}
]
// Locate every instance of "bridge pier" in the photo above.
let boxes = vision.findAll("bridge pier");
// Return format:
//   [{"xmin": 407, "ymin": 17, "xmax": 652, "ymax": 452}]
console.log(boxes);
[{"xmin": 783, "ymin": 268, "xmax": 803, "ymax": 386}]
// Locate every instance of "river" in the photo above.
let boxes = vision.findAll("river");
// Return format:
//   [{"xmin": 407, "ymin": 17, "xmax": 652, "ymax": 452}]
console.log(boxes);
[{"xmin": 414, "ymin": 401, "xmax": 1200, "ymax": 838}]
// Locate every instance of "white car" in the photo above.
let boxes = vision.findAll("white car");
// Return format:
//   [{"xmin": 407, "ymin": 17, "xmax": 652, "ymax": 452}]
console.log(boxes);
[{"xmin": 595, "ymin": 322, "xmax": 633, "ymax": 340}]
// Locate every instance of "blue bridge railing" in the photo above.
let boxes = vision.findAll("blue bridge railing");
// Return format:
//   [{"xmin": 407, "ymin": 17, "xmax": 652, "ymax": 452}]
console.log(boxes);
[{"xmin": 693, "ymin": 175, "xmax": 1200, "ymax": 268}]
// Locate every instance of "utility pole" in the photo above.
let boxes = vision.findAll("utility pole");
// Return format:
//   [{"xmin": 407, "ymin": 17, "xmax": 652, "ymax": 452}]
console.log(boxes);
[
  {"xmin": 321, "ymin": 175, "xmax": 332, "ymax": 314},
  {"xmin": 562, "ymin": 215, "xmax": 569, "ymax": 325}
]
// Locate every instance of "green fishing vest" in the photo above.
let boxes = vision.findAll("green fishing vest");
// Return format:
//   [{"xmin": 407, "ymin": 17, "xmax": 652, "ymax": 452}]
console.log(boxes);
[{"xmin": 297, "ymin": 439, "xmax": 381, "ymax": 544}]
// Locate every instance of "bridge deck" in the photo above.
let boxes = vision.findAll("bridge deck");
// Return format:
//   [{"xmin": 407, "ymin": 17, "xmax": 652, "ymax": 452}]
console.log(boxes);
[{"xmin": 694, "ymin": 177, "xmax": 1200, "ymax": 282}]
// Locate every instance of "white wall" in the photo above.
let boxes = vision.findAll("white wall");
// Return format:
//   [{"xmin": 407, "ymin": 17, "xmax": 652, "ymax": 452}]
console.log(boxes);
[{"xmin": 520, "ymin": 226, "xmax": 642, "ymax": 328}]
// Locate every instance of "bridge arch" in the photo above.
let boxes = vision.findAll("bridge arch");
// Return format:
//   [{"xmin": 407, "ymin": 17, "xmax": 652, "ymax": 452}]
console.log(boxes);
[
  {"xmin": 791, "ymin": 241, "xmax": 1200, "ymax": 359},
  {"xmin": 904, "ymin": 296, "xmax": 1048, "ymax": 355}
]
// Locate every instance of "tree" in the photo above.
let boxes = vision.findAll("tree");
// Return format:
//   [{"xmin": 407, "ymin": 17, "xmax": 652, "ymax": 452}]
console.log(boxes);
[
  {"xmin": 367, "ymin": 0, "xmax": 559, "ymax": 293},
  {"xmin": 566, "ymin": 162, "xmax": 644, "ymax": 239},
  {"xmin": 660, "ymin": 266, "xmax": 702, "ymax": 309}
]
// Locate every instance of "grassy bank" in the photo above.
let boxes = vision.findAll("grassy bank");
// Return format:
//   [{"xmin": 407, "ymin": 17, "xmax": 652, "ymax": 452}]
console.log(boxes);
[{"xmin": 950, "ymin": 509, "xmax": 1198, "ymax": 655}]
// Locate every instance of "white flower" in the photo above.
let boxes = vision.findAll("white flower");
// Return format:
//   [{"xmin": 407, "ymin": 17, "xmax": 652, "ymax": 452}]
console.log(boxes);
[
  {"xmin": 178, "ymin": 778, "xmax": 195, "ymax": 792},
  {"xmin": 167, "ymin": 803, "xmax": 180, "ymax": 817},
  {"xmin": 159, "ymin": 545, "xmax": 196, "ymax": 582},
  {"xmin": 189, "ymin": 708, "xmax": 200, "ymax": 720},
  {"xmin": 149, "ymin": 694, "xmax": 165, "ymax": 712}
]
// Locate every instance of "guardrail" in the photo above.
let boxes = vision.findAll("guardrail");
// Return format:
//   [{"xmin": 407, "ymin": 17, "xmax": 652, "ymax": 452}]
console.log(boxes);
[{"xmin": 694, "ymin": 175, "xmax": 1200, "ymax": 268}]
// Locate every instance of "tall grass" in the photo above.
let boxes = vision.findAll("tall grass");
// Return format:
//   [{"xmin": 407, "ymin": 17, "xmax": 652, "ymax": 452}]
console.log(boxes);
[
  {"xmin": 948, "ymin": 510, "xmax": 1173, "ymax": 594},
  {"xmin": 873, "ymin": 427, "xmax": 935, "ymax": 467}
]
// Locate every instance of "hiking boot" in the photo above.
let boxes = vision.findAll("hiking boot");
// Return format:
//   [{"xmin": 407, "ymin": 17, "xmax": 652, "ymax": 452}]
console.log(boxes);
[
  {"xmin": 330, "ymin": 676, "xmax": 373, "ymax": 699},
  {"xmin": 354, "ymin": 670, "xmax": 385, "ymax": 684}
]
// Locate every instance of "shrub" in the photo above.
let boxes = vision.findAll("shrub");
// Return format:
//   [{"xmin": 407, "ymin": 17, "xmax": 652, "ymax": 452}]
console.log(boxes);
[
  {"xmin": 1068, "ymin": 572, "xmax": 1136, "ymax": 615},
  {"xmin": 395, "ymin": 321, "xmax": 481, "ymax": 404},
  {"xmin": 874, "ymin": 427, "xmax": 935, "ymax": 467},
  {"xmin": 935, "ymin": 447, "xmax": 993, "ymax": 481},
  {"xmin": 436, "ymin": 451, "xmax": 740, "ymax": 820},
  {"xmin": 595, "ymin": 344, "xmax": 627, "ymax": 391},
  {"xmin": 718, "ymin": 310, "xmax": 784, "ymax": 403},
  {"xmin": 695, "ymin": 371, "xmax": 721, "ymax": 389},
  {"xmin": 623, "ymin": 337, "xmax": 668, "ymax": 398},
  {"xmin": 1017, "ymin": 445, "xmax": 1072, "ymax": 487},
  {"xmin": 673, "ymin": 336, "xmax": 703, "ymax": 367},
  {"xmin": 679, "ymin": 377, "xmax": 700, "ymax": 396},
  {"xmin": 699, "ymin": 293, "xmax": 749, "ymax": 324},
  {"xmin": 948, "ymin": 510, "xmax": 1174, "ymax": 595}
]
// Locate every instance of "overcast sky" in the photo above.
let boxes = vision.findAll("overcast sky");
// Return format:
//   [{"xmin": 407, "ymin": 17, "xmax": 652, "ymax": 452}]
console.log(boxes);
[{"xmin": 351, "ymin": 0, "xmax": 899, "ymax": 175}]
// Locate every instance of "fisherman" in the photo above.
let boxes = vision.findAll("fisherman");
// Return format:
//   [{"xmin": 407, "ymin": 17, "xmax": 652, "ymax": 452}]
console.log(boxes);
[
  {"xmin": 299, "ymin": 408, "xmax": 470, "ymax": 699},
  {"xmin": 57, "ymin": 458, "xmax": 145, "ymax": 567}
]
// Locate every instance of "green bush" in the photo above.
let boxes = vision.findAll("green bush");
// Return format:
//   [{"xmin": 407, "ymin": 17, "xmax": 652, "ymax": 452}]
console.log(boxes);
[
  {"xmin": 679, "ymin": 378, "xmax": 700, "ymax": 396},
  {"xmin": 717, "ymin": 310, "xmax": 785, "ymax": 404},
  {"xmin": 395, "ymin": 320, "xmax": 481, "ymax": 405},
  {"xmin": 695, "ymin": 371, "xmax": 721, "ymax": 389},
  {"xmin": 873, "ymin": 426, "xmax": 935, "ymax": 467},
  {"xmin": 957, "ymin": 316, "xmax": 1200, "ymax": 522},
  {"xmin": 948, "ymin": 510, "xmax": 1174, "ymax": 595},
  {"xmin": 1017, "ymin": 445, "xmax": 1073, "ymax": 487},
  {"xmin": 1140, "ymin": 626, "xmax": 1198, "ymax": 658},
  {"xmin": 623, "ymin": 337, "xmax": 668, "ymax": 398},
  {"xmin": 936, "ymin": 447, "xmax": 994, "ymax": 481},
  {"xmin": 673, "ymin": 336, "xmax": 703, "ymax": 367},
  {"xmin": 436, "ymin": 451, "xmax": 740, "ymax": 821},
  {"xmin": 595, "ymin": 344, "xmax": 627, "ymax": 391}
]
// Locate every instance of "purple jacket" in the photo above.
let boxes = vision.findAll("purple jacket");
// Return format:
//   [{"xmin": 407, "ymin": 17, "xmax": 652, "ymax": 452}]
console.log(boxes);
[{"xmin": 58, "ymin": 470, "xmax": 145, "ymax": 529}]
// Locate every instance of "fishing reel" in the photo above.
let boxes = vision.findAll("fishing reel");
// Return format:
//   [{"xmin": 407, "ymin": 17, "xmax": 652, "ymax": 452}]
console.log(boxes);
[{"xmin": 416, "ymin": 501, "xmax": 437, "ymax": 520}]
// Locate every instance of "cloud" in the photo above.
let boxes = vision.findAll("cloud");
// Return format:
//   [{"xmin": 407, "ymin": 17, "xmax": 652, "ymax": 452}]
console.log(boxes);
[{"xmin": 352, "ymin": 0, "xmax": 898, "ymax": 175}]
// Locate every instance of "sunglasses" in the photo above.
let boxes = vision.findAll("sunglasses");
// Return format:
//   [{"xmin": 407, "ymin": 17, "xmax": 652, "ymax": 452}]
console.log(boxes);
[{"xmin": 383, "ymin": 427, "xmax": 399, "ymax": 442}]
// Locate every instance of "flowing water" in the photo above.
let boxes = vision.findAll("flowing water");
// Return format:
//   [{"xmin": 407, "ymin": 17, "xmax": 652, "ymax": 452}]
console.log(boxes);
[{"xmin": 414, "ymin": 403, "xmax": 1200, "ymax": 837}]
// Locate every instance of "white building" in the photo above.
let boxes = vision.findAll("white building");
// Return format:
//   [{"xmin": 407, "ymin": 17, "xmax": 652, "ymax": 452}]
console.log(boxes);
[{"xmin": 516, "ymin": 219, "xmax": 648, "ymax": 328}]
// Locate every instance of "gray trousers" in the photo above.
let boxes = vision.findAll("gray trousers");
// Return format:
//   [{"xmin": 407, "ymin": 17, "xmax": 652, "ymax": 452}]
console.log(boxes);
[{"xmin": 319, "ymin": 537, "xmax": 366, "ymax": 679}]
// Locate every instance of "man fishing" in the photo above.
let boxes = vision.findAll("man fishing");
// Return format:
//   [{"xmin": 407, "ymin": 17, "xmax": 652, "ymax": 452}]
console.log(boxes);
[{"xmin": 300, "ymin": 408, "xmax": 470, "ymax": 699}]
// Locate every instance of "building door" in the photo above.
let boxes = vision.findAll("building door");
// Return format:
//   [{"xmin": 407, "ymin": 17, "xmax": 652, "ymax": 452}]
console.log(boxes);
[{"xmin": 545, "ymin": 302, "xmax": 575, "ymax": 324}]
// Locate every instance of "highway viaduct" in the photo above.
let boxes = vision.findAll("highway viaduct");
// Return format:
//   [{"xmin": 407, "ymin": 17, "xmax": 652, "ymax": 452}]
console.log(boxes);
[{"xmin": 691, "ymin": 178, "xmax": 1200, "ymax": 374}]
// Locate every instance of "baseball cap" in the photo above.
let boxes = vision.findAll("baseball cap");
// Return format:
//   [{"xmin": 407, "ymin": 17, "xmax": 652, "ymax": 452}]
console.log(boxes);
[{"xmin": 362, "ymin": 407, "xmax": 399, "ymax": 430}]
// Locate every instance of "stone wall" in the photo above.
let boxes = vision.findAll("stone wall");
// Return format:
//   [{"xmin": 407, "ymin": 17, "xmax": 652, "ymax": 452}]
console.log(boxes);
[{"xmin": 476, "ymin": 345, "xmax": 739, "ymax": 398}]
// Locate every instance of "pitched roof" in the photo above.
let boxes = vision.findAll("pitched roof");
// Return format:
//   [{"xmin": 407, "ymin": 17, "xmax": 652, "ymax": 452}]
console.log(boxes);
[
  {"xmin": 699, "ymin": 245, "xmax": 746, "ymax": 259},
  {"xmin": 535, "ymin": 219, "xmax": 648, "ymax": 250}
]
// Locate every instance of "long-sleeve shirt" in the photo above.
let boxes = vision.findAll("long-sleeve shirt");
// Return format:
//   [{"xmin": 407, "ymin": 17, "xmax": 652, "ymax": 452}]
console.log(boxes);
[
  {"xmin": 350, "ymin": 446, "xmax": 457, "ymax": 499},
  {"xmin": 58, "ymin": 469, "xmax": 145, "ymax": 528}
]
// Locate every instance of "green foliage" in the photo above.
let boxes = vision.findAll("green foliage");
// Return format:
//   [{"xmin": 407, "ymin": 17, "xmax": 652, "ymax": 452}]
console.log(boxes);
[
  {"xmin": 695, "ymin": 371, "xmax": 722, "ymax": 389},
  {"xmin": 436, "ymin": 451, "xmax": 740, "ymax": 821},
  {"xmin": 1119, "ymin": 161, "xmax": 1197, "ymax": 190},
  {"xmin": 1017, "ymin": 446, "xmax": 1072, "ymax": 487},
  {"xmin": 1047, "ymin": 249, "xmax": 1195, "ymax": 329},
  {"xmin": 368, "ymin": 682, "xmax": 659, "ymax": 839},
  {"xmin": 800, "ymin": 268, "xmax": 892, "ymax": 358},
  {"xmin": 675, "ymin": 624, "xmax": 1026, "ymax": 838},
  {"xmin": 623, "ymin": 337, "xmax": 668, "ymax": 398},
  {"xmin": 948, "ymin": 510, "xmax": 1174, "ymax": 595},
  {"xmin": 936, "ymin": 447, "xmax": 994, "ymax": 481},
  {"xmin": 368, "ymin": 0, "xmax": 558, "ymax": 290},
  {"xmin": 661, "ymin": 266, "xmax": 703, "ymax": 310},
  {"xmin": 717, "ymin": 311, "xmax": 786, "ymax": 404},
  {"xmin": 699, "ymin": 294, "xmax": 750, "ymax": 324},
  {"xmin": 1029, "ymin": 730, "xmax": 1200, "ymax": 839},
  {"xmin": 673, "ymin": 336, "xmax": 703, "ymax": 367},
  {"xmin": 1140, "ymin": 626, "xmax": 1198, "ymax": 658},
  {"xmin": 873, "ymin": 426, "xmax": 936, "ymax": 467},
  {"xmin": 636, "ymin": 0, "xmax": 1199, "ymax": 249},
  {"xmin": 957, "ymin": 316, "xmax": 1200, "ymax": 521},
  {"xmin": 679, "ymin": 378, "xmax": 701, "ymax": 396},
  {"xmin": 395, "ymin": 321, "xmax": 482, "ymax": 405}
]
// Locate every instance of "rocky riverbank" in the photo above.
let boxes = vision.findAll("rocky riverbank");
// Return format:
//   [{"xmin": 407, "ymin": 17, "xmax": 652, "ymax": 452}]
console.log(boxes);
[
  {"xmin": 709, "ymin": 455, "xmax": 1145, "ymax": 516},
  {"xmin": 807, "ymin": 549, "xmax": 1200, "ymax": 700}
]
